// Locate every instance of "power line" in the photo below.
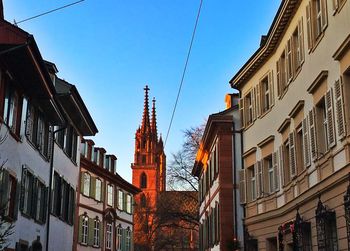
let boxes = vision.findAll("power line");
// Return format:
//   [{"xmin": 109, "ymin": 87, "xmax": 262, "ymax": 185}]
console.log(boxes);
[
  {"xmin": 14, "ymin": 0, "xmax": 85, "ymax": 25},
  {"xmin": 164, "ymin": 0, "xmax": 204, "ymax": 148}
]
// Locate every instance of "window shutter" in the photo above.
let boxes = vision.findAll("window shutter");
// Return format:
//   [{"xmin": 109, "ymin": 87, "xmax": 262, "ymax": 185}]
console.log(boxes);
[
  {"xmin": 252, "ymin": 88, "xmax": 256, "ymax": 121},
  {"xmin": 88, "ymin": 218, "xmax": 94, "ymax": 246},
  {"xmin": 123, "ymin": 192, "xmax": 127, "ymax": 211},
  {"xmin": 298, "ymin": 18, "xmax": 305, "ymax": 64},
  {"xmin": 321, "ymin": 0, "xmax": 328, "ymax": 30},
  {"xmin": 279, "ymin": 145, "xmax": 285, "ymax": 187},
  {"xmin": 325, "ymin": 89, "xmax": 336, "ymax": 148},
  {"xmin": 80, "ymin": 173, "xmax": 85, "ymax": 194},
  {"xmin": 255, "ymin": 85, "xmax": 261, "ymax": 118},
  {"xmin": 239, "ymin": 169, "xmax": 246, "ymax": 204},
  {"xmin": 309, "ymin": 109, "xmax": 318, "ymax": 160},
  {"xmin": 101, "ymin": 181, "xmax": 105, "ymax": 202},
  {"xmin": 306, "ymin": 3, "xmax": 313, "ymax": 50},
  {"xmin": 122, "ymin": 228, "xmax": 126, "ymax": 250},
  {"xmin": 78, "ymin": 215, "xmax": 84, "ymax": 243},
  {"xmin": 25, "ymin": 103, "xmax": 34, "ymax": 140},
  {"xmin": 47, "ymin": 126, "xmax": 53, "ymax": 160},
  {"xmin": 272, "ymin": 152, "xmax": 279, "ymax": 191},
  {"xmin": 254, "ymin": 162, "xmax": 260, "ymax": 198},
  {"xmin": 42, "ymin": 186, "xmax": 48, "ymax": 223},
  {"xmin": 260, "ymin": 161, "xmax": 266, "ymax": 196},
  {"xmin": 289, "ymin": 132, "xmax": 297, "ymax": 177},
  {"xmin": 276, "ymin": 60, "xmax": 281, "ymax": 97},
  {"xmin": 19, "ymin": 166, "xmax": 26, "ymax": 211},
  {"xmin": 90, "ymin": 176, "xmax": 96, "ymax": 199},
  {"xmin": 30, "ymin": 177, "xmax": 38, "ymax": 218},
  {"xmin": 334, "ymin": 79, "xmax": 346, "ymax": 138},
  {"xmin": 114, "ymin": 187, "xmax": 119, "ymax": 209},
  {"xmin": 268, "ymin": 70, "xmax": 275, "ymax": 106},
  {"xmin": 99, "ymin": 221, "xmax": 103, "ymax": 248},
  {"xmin": 0, "ymin": 169, "xmax": 9, "ymax": 211},
  {"xmin": 302, "ymin": 118, "xmax": 311, "ymax": 167},
  {"xmin": 239, "ymin": 98, "xmax": 245, "ymax": 128},
  {"xmin": 13, "ymin": 180, "xmax": 20, "ymax": 220}
]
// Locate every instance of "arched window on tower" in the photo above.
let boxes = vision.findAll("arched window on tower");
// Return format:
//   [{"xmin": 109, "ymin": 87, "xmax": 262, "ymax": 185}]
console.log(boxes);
[
  {"xmin": 140, "ymin": 173, "xmax": 147, "ymax": 188},
  {"xmin": 140, "ymin": 193, "xmax": 146, "ymax": 207}
]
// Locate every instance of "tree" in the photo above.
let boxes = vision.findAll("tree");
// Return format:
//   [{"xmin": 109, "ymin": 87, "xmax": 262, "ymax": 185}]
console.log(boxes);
[
  {"xmin": 167, "ymin": 124, "xmax": 205, "ymax": 191},
  {"xmin": 0, "ymin": 124, "xmax": 14, "ymax": 251}
]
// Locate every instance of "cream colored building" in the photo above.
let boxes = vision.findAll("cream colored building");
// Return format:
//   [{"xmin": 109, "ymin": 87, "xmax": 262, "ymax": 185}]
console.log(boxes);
[{"xmin": 230, "ymin": 0, "xmax": 350, "ymax": 250}]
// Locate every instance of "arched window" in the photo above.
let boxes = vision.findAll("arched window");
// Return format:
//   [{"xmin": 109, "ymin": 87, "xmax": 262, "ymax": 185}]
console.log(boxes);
[
  {"xmin": 140, "ymin": 193, "xmax": 146, "ymax": 207},
  {"xmin": 140, "ymin": 173, "xmax": 147, "ymax": 188},
  {"xmin": 79, "ymin": 214, "xmax": 89, "ymax": 245}
]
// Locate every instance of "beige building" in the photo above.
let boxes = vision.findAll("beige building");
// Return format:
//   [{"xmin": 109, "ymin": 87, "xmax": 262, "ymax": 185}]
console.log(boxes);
[{"xmin": 230, "ymin": 0, "xmax": 350, "ymax": 250}]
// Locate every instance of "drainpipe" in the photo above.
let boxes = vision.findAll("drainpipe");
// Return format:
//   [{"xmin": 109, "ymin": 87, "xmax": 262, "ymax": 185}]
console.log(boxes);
[{"xmin": 46, "ymin": 126, "xmax": 66, "ymax": 251}]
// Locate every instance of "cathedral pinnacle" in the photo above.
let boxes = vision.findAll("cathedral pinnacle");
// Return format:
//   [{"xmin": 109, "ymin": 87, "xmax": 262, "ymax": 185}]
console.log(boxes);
[
  {"xmin": 141, "ymin": 85, "xmax": 151, "ymax": 133},
  {"xmin": 151, "ymin": 97, "xmax": 158, "ymax": 139}
]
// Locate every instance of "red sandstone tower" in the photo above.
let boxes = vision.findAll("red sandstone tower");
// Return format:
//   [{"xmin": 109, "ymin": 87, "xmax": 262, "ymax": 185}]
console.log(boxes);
[{"xmin": 132, "ymin": 85, "xmax": 166, "ymax": 249}]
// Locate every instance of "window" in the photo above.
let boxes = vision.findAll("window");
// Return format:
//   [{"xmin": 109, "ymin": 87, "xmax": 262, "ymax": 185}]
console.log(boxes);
[
  {"xmin": 107, "ymin": 184, "xmax": 113, "ymax": 206},
  {"xmin": 25, "ymin": 103, "xmax": 52, "ymax": 159},
  {"xmin": 117, "ymin": 226, "xmax": 122, "ymax": 250},
  {"xmin": 261, "ymin": 76, "xmax": 270, "ymax": 113},
  {"xmin": 294, "ymin": 212, "xmax": 312, "ymax": 251},
  {"xmin": 332, "ymin": 0, "xmax": 347, "ymax": 12},
  {"xmin": 126, "ymin": 228, "xmax": 131, "ymax": 251},
  {"xmin": 21, "ymin": 168, "xmax": 34, "ymax": 216},
  {"xmin": 2, "ymin": 75, "xmax": 22, "ymax": 136},
  {"xmin": 52, "ymin": 172, "xmax": 75, "ymax": 224},
  {"xmin": 83, "ymin": 173, "xmax": 90, "ymax": 196},
  {"xmin": 306, "ymin": 0, "xmax": 328, "ymax": 50},
  {"xmin": 266, "ymin": 156, "xmax": 274, "ymax": 193},
  {"xmin": 126, "ymin": 194, "xmax": 132, "ymax": 214},
  {"xmin": 0, "ymin": 169, "xmax": 18, "ymax": 220},
  {"xmin": 35, "ymin": 180, "xmax": 47, "ymax": 223},
  {"xmin": 277, "ymin": 51, "xmax": 287, "ymax": 97},
  {"xmin": 296, "ymin": 127, "xmax": 305, "ymax": 173},
  {"xmin": 141, "ymin": 155, "xmax": 146, "ymax": 164},
  {"xmin": 63, "ymin": 125, "xmax": 78, "ymax": 163},
  {"xmin": 140, "ymin": 173, "xmax": 147, "ymax": 188},
  {"xmin": 246, "ymin": 92, "xmax": 253, "ymax": 125},
  {"xmin": 286, "ymin": 39, "xmax": 293, "ymax": 82},
  {"xmin": 292, "ymin": 20, "xmax": 305, "ymax": 72},
  {"xmin": 118, "ymin": 190, "xmax": 124, "ymax": 210},
  {"xmin": 249, "ymin": 166, "xmax": 256, "ymax": 201},
  {"xmin": 81, "ymin": 215, "xmax": 88, "ymax": 245},
  {"xmin": 316, "ymin": 200, "xmax": 338, "ymax": 251},
  {"xmin": 95, "ymin": 179, "xmax": 102, "ymax": 201},
  {"xmin": 106, "ymin": 223, "xmax": 113, "ymax": 249},
  {"xmin": 283, "ymin": 139, "xmax": 291, "ymax": 184},
  {"xmin": 93, "ymin": 218, "xmax": 100, "ymax": 247}
]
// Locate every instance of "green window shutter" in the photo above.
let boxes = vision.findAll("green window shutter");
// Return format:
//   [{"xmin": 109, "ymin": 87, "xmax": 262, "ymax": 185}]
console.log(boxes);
[
  {"xmin": 101, "ymin": 181, "xmax": 105, "ymax": 202},
  {"xmin": 114, "ymin": 188, "xmax": 118, "ymax": 208},
  {"xmin": 88, "ymin": 218, "xmax": 94, "ymax": 246},
  {"xmin": 13, "ymin": 181, "xmax": 21, "ymax": 220},
  {"xmin": 78, "ymin": 215, "xmax": 83, "ymax": 243},
  {"xmin": 123, "ymin": 193, "xmax": 127, "ymax": 211},
  {"xmin": 121, "ymin": 229, "xmax": 126, "ymax": 251},
  {"xmin": 80, "ymin": 173, "xmax": 85, "ymax": 194},
  {"xmin": 99, "ymin": 221, "xmax": 103, "ymax": 247},
  {"xmin": 90, "ymin": 177, "xmax": 96, "ymax": 199}
]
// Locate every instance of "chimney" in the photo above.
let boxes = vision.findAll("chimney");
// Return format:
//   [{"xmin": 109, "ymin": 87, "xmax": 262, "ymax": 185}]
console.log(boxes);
[
  {"xmin": 0, "ymin": 0, "xmax": 4, "ymax": 20},
  {"xmin": 225, "ymin": 93, "xmax": 239, "ymax": 109}
]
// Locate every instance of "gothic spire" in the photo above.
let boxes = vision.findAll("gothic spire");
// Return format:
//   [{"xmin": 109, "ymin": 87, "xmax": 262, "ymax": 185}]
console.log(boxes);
[
  {"xmin": 151, "ymin": 97, "xmax": 158, "ymax": 139},
  {"xmin": 141, "ymin": 85, "xmax": 151, "ymax": 133}
]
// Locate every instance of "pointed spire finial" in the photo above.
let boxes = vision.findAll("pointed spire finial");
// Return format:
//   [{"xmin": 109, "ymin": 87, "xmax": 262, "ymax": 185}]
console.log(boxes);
[
  {"xmin": 141, "ymin": 85, "xmax": 151, "ymax": 133},
  {"xmin": 151, "ymin": 97, "xmax": 158, "ymax": 139}
]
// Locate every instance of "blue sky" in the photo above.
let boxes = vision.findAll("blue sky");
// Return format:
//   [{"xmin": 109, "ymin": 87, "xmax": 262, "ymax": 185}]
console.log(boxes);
[{"xmin": 4, "ymin": 0, "xmax": 280, "ymax": 183}]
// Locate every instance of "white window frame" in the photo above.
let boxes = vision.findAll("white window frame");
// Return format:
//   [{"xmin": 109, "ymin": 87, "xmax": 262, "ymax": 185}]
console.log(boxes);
[
  {"xmin": 82, "ymin": 216, "xmax": 88, "ymax": 245},
  {"xmin": 106, "ymin": 223, "xmax": 113, "ymax": 249},
  {"xmin": 93, "ymin": 219, "xmax": 100, "ymax": 247},
  {"xmin": 107, "ymin": 184, "xmax": 113, "ymax": 206},
  {"xmin": 95, "ymin": 179, "xmax": 102, "ymax": 201},
  {"xmin": 117, "ymin": 226, "xmax": 122, "ymax": 250}
]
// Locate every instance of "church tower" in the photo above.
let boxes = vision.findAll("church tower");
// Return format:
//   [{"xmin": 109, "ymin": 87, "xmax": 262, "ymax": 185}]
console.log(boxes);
[{"xmin": 132, "ymin": 85, "xmax": 166, "ymax": 208}]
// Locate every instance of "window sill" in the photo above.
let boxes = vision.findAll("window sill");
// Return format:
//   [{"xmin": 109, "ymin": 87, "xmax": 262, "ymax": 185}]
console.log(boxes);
[
  {"xmin": 25, "ymin": 136, "xmax": 50, "ymax": 162},
  {"xmin": 309, "ymin": 29, "xmax": 326, "ymax": 54}
]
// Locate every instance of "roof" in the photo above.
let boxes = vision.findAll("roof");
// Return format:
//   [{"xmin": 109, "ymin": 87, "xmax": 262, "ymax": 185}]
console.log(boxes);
[
  {"xmin": 230, "ymin": 0, "xmax": 301, "ymax": 89},
  {"xmin": 0, "ymin": 19, "xmax": 64, "ymax": 125},
  {"xmin": 55, "ymin": 78, "xmax": 98, "ymax": 136}
]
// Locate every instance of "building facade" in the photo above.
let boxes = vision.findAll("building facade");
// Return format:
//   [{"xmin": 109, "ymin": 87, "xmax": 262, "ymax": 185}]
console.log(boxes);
[
  {"xmin": 230, "ymin": 0, "xmax": 350, "ymax": 250},
  {"xmin": 74, "ymin": 139, "xmax": 140, "ymax": 251},
  {"xmin": 0, "ymin": 12, "xmax": 65, "ymax": 251},
  {"xmin": 193, "ymin": 94, "xmax": 244, "ymax": 251}
]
